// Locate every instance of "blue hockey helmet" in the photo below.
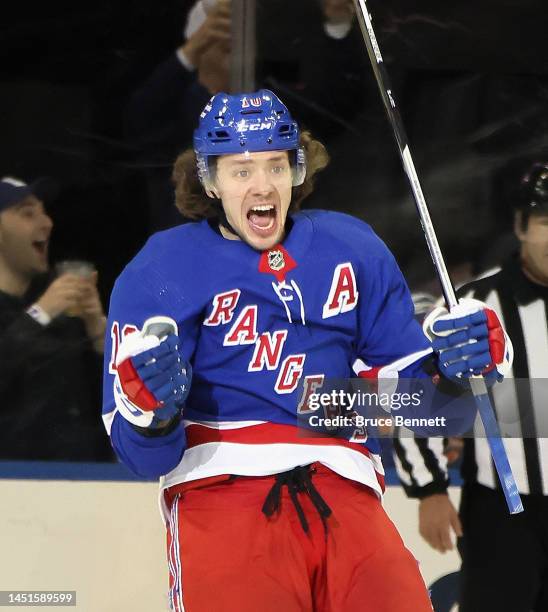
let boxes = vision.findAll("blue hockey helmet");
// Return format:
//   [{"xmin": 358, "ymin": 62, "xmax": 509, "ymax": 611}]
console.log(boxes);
[{"xmin": 193, "ymin": 89, "xmax": 306, "ymax": 192}]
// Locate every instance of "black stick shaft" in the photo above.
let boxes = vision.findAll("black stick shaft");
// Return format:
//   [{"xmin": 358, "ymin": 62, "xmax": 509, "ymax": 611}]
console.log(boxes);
[
  {"xmin": 352, "ymin": 0, "xmax": 457, "ymax": 308},
  {"xmin": 351, "ymin": 0, "xmax": 524, "ymax": 514}
]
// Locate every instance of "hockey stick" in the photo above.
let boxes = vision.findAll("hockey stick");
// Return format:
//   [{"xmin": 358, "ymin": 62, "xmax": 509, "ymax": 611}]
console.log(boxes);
[{"xmin": 351, "ymin": 0, "xmax": 524, "ymax": 514}]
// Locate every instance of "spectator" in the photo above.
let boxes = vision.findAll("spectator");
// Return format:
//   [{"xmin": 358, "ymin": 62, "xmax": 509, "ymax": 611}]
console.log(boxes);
[
  {"xmin": 125, "ymin": 0, "xmax": 232, "ymax": 231},
  {"xmin": 0, "ymin": 177, "xmax": 112, "ymax": 461}
]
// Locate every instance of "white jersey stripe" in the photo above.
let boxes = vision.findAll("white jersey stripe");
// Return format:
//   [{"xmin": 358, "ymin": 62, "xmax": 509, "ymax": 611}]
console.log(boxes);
[
  {"xmin": 167, "ymin": 497, "xmax": 178, "ymax": 610},
  {"xmin": 473, "ymin": 288, "xmax": 531, "ymax": 492},
  {"xmin": 173, "ymin": 497, "xmax": 184, "ymax": 611},
  {"xmin": 519, "ymin": 300, "xmax": 548, "ymax": 379},
  {"xmin": 182, "ymin": 419, "xmax": 266, "ymax": 430},
  {"xmin": 486, "ymin": 289, "xmax": 521, "ymax": 436},
  {"xmin": 393, "ymin": 435, "xmax": 447, "ymax": 488},
  {"xmin": 502, "ymin": 438, "xmax": 531, "ymax": 494},
  {"xmin": 393, "ymin": 450, "xmax": 412, "ymax": 486},
  {"xmin": 167, "ymin": 494, "xmax": 184, "ymax": 611},
  {"xmin": 538, "ymin": 439, "xmax": 548, "ymax": 495},
  {"xmin": 159, "ymin": 442, "xmax": 384, "ymax": 522},
  {"xmin": 519, "ymin": 299, "xmax": 548, "ymax": 494},
  {"xmin": 474, "ymin": 434, "xmax": 497, "ymax": 490}
]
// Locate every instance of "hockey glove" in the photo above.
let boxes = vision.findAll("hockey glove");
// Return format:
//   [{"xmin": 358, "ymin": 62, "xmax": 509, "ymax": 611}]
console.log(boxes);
[
  {"xmin": 114, "ymin": 317, "xmax": 192, "ymax": 428},
  {"xmin": 423, "ymin": 298, "xmax": 513, "ymax": 388}
]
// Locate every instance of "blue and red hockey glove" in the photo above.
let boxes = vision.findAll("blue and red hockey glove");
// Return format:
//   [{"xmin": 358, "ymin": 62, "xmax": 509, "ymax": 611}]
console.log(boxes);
[
  {"xmin": 423, "ymin": 298, "xmax": 513, "ymax": 387},
  {"xmin": 114, "ymin": 317, "xmax": 192, "ymax": 428}
]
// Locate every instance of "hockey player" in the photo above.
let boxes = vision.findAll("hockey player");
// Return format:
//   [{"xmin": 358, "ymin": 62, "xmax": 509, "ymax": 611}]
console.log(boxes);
[{"xmin": 103, "ymin": 90, "xmax": 511, "ymax": 611}]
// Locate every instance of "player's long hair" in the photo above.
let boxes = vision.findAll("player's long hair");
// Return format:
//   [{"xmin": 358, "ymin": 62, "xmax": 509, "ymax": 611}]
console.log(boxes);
[{"xmin": 172, "ymin": 131, "xmax": 329, "ymax": 220}]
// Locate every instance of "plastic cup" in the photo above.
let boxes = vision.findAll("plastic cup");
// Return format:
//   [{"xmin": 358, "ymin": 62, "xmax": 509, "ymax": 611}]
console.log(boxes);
[{"xmin": 54, "ymin": 260, "xmax": 96, "ymax": 316}]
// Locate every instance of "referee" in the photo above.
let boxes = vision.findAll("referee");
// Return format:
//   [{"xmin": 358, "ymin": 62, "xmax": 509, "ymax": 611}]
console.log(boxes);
[{"xmin": 394, "ymin": 159, "xmax": 548, "ymax": 612}]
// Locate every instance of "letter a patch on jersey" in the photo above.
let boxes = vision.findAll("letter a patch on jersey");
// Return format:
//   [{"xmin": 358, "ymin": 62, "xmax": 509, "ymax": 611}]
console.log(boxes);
[{"xmin": 322, "ymin": 263, "xmax": 359, "ymax": 319}]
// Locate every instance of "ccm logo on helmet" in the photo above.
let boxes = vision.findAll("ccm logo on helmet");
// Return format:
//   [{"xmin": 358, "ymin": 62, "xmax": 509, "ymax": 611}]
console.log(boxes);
[{"xmin": 237, "ymin": 122, "xmax": 273, "ymax": 133}]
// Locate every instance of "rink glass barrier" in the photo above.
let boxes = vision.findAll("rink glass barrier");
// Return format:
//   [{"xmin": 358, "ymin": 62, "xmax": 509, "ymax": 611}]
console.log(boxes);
[{"xmin": 3, "ymin": 2, "xmax": 548, "ymax": 465}]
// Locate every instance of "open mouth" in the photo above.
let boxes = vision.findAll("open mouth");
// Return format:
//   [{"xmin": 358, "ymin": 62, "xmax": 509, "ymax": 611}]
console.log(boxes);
[
  {"xmin": 32, "ymin": 240, "xmax": 48, "ymax": 257},
  {"xmin": 246, "ymin": 204, "xmax": 277, "ymax": 237}
]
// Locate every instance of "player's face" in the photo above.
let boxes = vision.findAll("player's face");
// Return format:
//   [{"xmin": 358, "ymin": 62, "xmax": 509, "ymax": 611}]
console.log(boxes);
[
  {"xmin": 0, "ymin": 196, "xmax": 53, "ymax": 278},
  {"xmin": 516, "ymin": 212, "xmax": 548, "ymax": 286},
  {"xmin": 215, "ymin": 150, "xmax": 293, "ymax": 250}
]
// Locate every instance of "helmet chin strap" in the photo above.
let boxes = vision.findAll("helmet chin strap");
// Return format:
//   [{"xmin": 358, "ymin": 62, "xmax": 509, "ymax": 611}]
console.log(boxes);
[
  {"xmin": 204, "ymin": 181, "xmax": 244, "ymax": 241},
  {"xmin": 213, "ymin": 201, "xmax": 244, "ymax": 242}
]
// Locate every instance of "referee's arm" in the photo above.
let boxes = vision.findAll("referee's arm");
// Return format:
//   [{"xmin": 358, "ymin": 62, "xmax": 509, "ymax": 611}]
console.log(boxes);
[{"xmin": 393, "ymin": 434, "xmax": 462, "ymax": 552}]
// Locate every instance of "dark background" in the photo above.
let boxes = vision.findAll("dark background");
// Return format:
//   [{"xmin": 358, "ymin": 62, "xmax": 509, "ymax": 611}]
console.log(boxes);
[{"xmin": 1, "ymin": 0, "xmax": 547, "ymax": 298}]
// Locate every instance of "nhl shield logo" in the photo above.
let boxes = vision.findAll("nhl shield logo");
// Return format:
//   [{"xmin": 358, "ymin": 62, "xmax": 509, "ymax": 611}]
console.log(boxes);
[{"xmin": 268, "ymin": 249, "xmax": 285, "ymax": 271}]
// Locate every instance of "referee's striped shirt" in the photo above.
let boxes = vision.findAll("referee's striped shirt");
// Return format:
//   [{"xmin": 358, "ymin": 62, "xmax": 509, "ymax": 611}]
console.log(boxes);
[{"xmin": 394, "ymin": 256, "xmax": 548, "ymax": 497}]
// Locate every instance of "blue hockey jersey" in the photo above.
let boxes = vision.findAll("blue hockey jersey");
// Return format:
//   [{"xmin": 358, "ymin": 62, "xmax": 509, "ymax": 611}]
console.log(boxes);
[{"xmin": 102, "ymin": 210, "xmax": 471, "ymax": 506}]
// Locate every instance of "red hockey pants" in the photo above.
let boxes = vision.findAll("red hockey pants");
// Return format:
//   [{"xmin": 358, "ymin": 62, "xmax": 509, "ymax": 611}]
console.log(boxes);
[{"xmin": 165, "ymin": 464, "xmax": 432, "ymax": 612}]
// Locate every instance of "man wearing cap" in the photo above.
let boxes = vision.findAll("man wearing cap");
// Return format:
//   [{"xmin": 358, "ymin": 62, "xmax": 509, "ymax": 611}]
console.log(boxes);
[{"xmin": 0, "ymin": 177, "xmax": 111, "ymax": 460}]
